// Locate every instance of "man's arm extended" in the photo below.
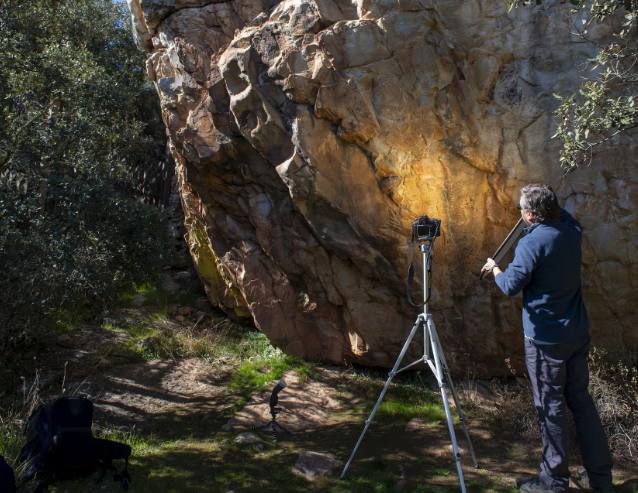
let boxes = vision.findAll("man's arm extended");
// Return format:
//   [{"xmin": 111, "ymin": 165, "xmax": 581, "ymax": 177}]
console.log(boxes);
[{"xmin": 493, "ymin": 239, "xmax": 537, "ymax": 296}]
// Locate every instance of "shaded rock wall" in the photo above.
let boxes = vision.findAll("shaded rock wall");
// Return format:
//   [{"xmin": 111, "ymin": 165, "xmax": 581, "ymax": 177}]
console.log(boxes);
[{"xmin": 127, "ymin": 0, "xmax": 638, "ymax": 376}]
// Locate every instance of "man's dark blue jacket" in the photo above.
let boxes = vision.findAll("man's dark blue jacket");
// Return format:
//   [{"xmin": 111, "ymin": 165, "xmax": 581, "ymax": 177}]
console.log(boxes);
[{"xmin": 495, "ymin": 208, "xmax": 589, "ymax": 344}]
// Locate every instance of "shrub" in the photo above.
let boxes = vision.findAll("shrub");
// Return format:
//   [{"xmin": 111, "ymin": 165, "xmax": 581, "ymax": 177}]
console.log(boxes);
[
  {"xmin": 588, "ymin": 347, "xmax": 638, "ymax": 458},
  {"xmin": 0, "ymin": 0, "xmax": 172, "ymax": 351}
]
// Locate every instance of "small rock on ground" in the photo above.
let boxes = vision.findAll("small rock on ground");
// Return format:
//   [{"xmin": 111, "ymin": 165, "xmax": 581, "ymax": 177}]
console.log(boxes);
[
  {"xmin": 405, "ymin": 417, "xmax": 424, "ymax": 433},
  {"xmin": 161, "ymin": 273, "xmax": 180, "ymax": 294},
  {"xmin": 57, "ymin": 333, "xmax": 75, "ymax": 348},
  {"xmin": 292, "ymin": 451, "xmax": 342, "ymax": 481},
  {"xmin": 434, "ymin": 443, "xmax": 469, "ymax": 459},
  {"xmin": 234, "ymin": 432, "xmax": 261, "ymax": 444},
  {"xmin": 135, "ymin": 337, "xmax": 158, "ymax": 348},
  {"xmin": 178, "ymin": 306, "xmax": 192, "ymax": 316},
  {"xmin": 132, "ymin": 294, "xmax": 146, "ymax": 307}
]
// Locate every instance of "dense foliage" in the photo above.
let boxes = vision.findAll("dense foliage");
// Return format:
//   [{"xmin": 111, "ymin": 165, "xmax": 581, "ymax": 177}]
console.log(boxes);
[
  {"xmin": 0, "ymin": 0, "xmax": 172, "ymax": 346},
  {"xmin": 506, "ymin": 0, "xmax": 638, "ymax": 169}
]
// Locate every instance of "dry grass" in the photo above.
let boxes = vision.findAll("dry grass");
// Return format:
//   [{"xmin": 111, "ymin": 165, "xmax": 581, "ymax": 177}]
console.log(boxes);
[
  {"xmin": 588, "ymin": 347, "xmax": 638, "ymax": 459},
  {"xmin": 489, "ymin": 347, "xmax": 638, "ymax": 460},
  {"xmin": 0, "ymin": 370, "xmax": 44, "ymax": 478}
]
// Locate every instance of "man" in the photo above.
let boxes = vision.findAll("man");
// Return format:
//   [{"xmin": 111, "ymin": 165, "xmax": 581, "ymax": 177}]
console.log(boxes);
[{"xmin": 482, "ymin": 184, "xmax": 613, "ymax": 493}]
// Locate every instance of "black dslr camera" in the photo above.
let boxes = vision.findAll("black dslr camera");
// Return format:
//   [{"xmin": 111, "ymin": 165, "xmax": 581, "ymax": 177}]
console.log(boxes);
[{"xmin": 413, "ymin": 216, "xmax": 441, "ymax": 241}]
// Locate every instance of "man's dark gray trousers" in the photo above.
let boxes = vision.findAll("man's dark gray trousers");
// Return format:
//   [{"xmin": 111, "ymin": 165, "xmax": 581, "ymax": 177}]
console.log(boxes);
[{"xmin": 524, "ymin": 331, "xmax": 613, "ymax": 493}]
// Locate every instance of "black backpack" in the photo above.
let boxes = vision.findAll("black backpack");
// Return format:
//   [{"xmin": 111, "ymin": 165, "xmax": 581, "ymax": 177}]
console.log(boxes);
[
  {"xmin": 20, "ymin": 396, "xmax": 132, "ymax": 492},
  {"xmin": 0, "ymin": 454, "xmax": 16, "ymax": 493}
]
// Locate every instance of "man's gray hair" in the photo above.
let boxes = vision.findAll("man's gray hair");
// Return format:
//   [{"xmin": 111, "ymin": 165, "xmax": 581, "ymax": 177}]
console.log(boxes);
[{"xmin": 520, "ymin": 184, "xmax": 560, "ymax": 223}]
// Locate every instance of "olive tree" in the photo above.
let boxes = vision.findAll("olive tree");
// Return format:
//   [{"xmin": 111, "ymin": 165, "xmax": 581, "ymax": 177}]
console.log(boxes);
[
  {"xmin": 507, "ymin": 0, "xmax": 638, "ymax": 170},
  {"xmin": 0, "ymin": 0, "xmax": 172, "ymax": 346}
]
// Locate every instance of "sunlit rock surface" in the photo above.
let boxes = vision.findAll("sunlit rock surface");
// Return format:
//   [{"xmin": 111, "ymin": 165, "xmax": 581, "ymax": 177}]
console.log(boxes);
[{"xmin": 128, "ymin": 0, "xmax": 638, "ymax": 376}]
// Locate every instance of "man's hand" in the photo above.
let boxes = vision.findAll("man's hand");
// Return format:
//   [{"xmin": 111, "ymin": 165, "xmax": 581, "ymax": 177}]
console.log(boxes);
[{"xmin": 481, "ymin": 258, "xmax": 502, "ymax": 277}]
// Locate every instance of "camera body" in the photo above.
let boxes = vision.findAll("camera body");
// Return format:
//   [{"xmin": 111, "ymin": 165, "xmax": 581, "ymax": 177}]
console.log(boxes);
[{"xmin": 413, "ymin": 216, "xmax": 441, "ymax": 241}]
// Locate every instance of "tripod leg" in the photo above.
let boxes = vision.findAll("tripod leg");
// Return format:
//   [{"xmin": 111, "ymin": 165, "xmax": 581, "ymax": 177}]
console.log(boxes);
[
  {"xmin": 431, "ymin": 325, "xmax": 478, "ymax": 468},
  {"xmin": 427, "ymin": 319, "xmax": 468, "ymax": 493},
  {"xmin": 445, "ymin": 373, "xmax": 479, "ymax": 468},
  {"xmin": 340, "ymin": 317, "xmax": 424, "ymax": 479},
  {"xmin": 274, "ymin": 422, "xmax": 292, "ymax": 434}
]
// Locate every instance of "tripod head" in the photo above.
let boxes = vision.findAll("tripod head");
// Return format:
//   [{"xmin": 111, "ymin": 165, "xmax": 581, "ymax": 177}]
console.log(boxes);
[
  {"xmin": 269, "ymin": 380, "xmax": 287, "ymax": 419},
  {"xmin": 407, "ymin": 216, "xmax": 440, "ymax": 308},
  {"xmin": 252, "ymin": 380, "xmax": 291, "ymax": 442}
]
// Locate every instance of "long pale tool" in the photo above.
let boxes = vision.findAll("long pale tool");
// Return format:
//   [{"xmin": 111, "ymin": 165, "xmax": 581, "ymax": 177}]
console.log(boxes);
[{"xmin": 479, "ymin": 218, "xmax": 525, "ymax": 280}]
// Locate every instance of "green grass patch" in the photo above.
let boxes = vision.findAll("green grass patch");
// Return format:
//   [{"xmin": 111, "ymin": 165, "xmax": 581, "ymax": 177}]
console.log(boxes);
[
  {"xmin": 229, "ymin": 354, "xmax": 319, "ymax": 391},
  {"xmin": 377, "ymin": 393, "xmax": 450, "ymax": 423},
  {"xmin": 116, "ymin": 281, "xmax": 203, "ymax": 309},
  {"xmin": 352, "ymin": 373, "xmax": 453, "ymax": 425},
  {"xmin": 353, "ymin": 459, "xmax": 396, "ymax": 490},
  {"xmin": 466, "ymin": 480, "xmax": 490, "ymax": 492},
  {"xmin": 99, "ymin": 312, "xmax": 298, "ymax": 375},
  {"xmin": 50, "ymin": 307, "xmax": 90, "ymax": 335},
  {"xmin": 0, "ymin": 412, "xmax": 22, "ymax": 470},
  {"xmin": 174, "ymin": 289, "xmax": 201, "ymax": 307},
  {"xmin": 117, "ymin": 282, "xmax": 168, "ymax": 308},
  {"xmin": 96, "ymin": 428, "xmax": 162, "ymax": 457},
  {"xmin": 226, "ymin": 335, "xmax": 320, "ymax": 414}
]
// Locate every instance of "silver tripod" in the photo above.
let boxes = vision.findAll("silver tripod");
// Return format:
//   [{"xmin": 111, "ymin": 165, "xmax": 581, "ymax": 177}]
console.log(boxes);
[{"xmin": 340, "ymin": 239, "xmax": 478, "ymax": 493}]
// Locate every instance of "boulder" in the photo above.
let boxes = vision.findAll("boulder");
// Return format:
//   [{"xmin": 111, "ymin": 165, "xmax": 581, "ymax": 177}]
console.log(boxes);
[
  {"xmin": 233, "ymin": 432, "xmax": 262, "ymax": 444},
  {"xmin": 161, "ymin": 273, "xmax": 180, "ymax": 294},
  {"xmin": 127, "ymin": 0, "xmax": 638, "ymax": 376},
  {"xmin": 292, "ymin": 451, "xmax": 342, "ymax": 481}
]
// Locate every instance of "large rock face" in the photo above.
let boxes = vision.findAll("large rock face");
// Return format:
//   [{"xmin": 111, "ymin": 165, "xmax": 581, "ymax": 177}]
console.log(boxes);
[{"xmin": 127, "ymin": 0, "xmax": 638, "ymax": 376}]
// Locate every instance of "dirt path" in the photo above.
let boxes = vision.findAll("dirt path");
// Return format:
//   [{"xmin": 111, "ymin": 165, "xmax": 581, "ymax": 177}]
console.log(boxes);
[
  {"xmin": 4, "ymin": 306, "xmax": 637, "ymax": 493},
  {"xmin": 68, "ymin": 359, "xmax": 638, "ymax": 493}
]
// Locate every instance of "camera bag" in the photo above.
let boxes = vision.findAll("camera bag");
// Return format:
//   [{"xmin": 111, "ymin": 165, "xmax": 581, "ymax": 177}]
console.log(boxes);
[
  {"xmin": 0, "ymin": 454, "xmax": 16, "ymax": 493},
  {"xmin": 20, "ymin": 396, "xmax": 131, "ymax": 492}
]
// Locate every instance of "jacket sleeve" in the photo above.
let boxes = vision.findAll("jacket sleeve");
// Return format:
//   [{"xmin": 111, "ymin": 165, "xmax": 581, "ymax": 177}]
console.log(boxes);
[
  {"xmin": 559, "ymin": 207, "xmax": 583, "ymax": 236},
  {"xmin": 494, "ymin": 238, "xmax": 537, "ymax": 296}
]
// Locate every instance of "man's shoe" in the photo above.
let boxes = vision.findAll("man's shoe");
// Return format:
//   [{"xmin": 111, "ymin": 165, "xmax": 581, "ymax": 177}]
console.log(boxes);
[
  {"xmin": 515, "ymin": 477, "xmax": 555, "ymax": 493},
  {"xmin": 577, "ymin": 466, "xmax": 614, "ymax": 493},
  {"xmin": 577, "ymin": 466, "xmax": 591, "ymax": 488}
]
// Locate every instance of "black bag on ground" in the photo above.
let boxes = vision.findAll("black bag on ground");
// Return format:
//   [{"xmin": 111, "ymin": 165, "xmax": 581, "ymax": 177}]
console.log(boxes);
[
  {"xmin": 0, "ymin": 454, "xmax": 16, "ymax": 493},
  {"xmin": 20, "ymin": 397, "xmax": 131, "ymax": 492}
]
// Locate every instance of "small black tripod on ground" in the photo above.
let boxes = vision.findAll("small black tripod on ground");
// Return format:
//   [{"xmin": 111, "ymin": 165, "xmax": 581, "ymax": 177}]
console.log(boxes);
[{"xmin": 251, "ymin": 380, "xmax": 291, "ymax": 442}]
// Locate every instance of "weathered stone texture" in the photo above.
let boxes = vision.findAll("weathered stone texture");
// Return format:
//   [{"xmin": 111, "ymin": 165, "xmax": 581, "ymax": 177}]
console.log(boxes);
[{"xmin": 128, "ymin": 0, "xmax": 638, "ymax": 376}]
